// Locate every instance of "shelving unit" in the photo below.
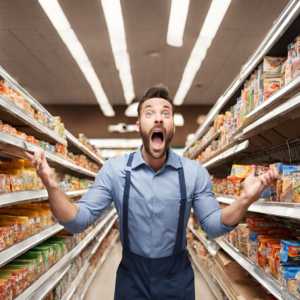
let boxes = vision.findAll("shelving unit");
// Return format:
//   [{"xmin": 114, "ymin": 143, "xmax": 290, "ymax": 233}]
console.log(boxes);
[
  {"xmin": 184, "ymin": 0, "xmax": 300, "ymax": 155},
  {"xmin": 215, "ymin": 237, "xmax": 298, "ymax": 300},
  {"xmin": 188, "ymin": 225, "xmax": 218, "ymax": 257},
  {"xmin": 0, "ymin": 189, "xmax": 89, "ymax": 208},
  {"xmin": 65, "ymin": 130, "xmax": 104, "ymax": 166},
  {"xmin": 187, "ymin": 245, "xmax": 223, "ymax": 300},
  {"xmin": 0, "ymin": 223, "xmax": 63, "ymax": 268},
  {"xmin": 80, "ymin": 233, "xmax": 120, "ymax": 300},
  {"xmin": 15, "ymin": 208, "xmax": 117, "ymax": 300},
  {"xmin": 188, "ymin": 130, "xmax": 221, "ymax": 160},
  {"xmin": 216, "ymin": 195, "xmax": 300, "ymax": 219}
]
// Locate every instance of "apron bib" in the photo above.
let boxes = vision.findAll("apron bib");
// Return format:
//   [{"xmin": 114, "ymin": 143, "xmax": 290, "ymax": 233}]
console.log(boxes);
[{"xmin": 114, "ymin": 153, "xmax": 195, "ymax": 300}]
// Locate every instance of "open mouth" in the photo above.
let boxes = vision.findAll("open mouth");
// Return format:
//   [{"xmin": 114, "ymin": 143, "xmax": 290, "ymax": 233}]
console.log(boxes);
[{"xmin": 151, "ymin": 130, "xmax": 164, "ymax": 148}]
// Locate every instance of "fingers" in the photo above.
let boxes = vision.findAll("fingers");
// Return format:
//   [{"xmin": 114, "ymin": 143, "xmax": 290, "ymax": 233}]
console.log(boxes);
[
  {"xmin": 250, "ymin": 165, "xmax": 256, "ymax": 177},
  {"xmin": 23, "ymin": 151, "xmax": 34, "ymax": 161}
]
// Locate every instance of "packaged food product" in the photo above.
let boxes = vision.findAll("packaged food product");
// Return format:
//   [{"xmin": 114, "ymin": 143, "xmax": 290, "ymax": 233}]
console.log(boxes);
[
  {"xmin": 292, "ymin": 36, "xmax": 299, "ymax": 79},
  {"xmin": 12, "ymin": 259, "xmax": 38, "ymax": 284},
  {"xmin": 279, "ymin": 265, "xmax": 300, "ymax": 288},
  {"xmin": 256, "ymin": 165, "xmax": 270, "ymax": 176},
  {"xmin": 262, "ymin": 56, "xmax": 286, "ymax": 74},
  {"xmin": 280, "ymin": 240, "xmax": 300, "ymax": 264},
  {"xmin": 268, "ymin": 242, "xmax": 280, "ymax": 278},
  {"xmin": 27, "ymin": 136, "xmax": 35, "ymax": 144},
  {"xmin": 282, "ymin": 166, "xmax": 300, "ymax": 202},
  {"xmin": 281, "ymin": 59, "xmax": 287, "ymax": 88},
  {"xmin": 227, "ymin": 175, "xmax": 245, "ymax": 196},
  {"xmin": 10, "ymin": 175, "xmax": 23, "ymax": 192},
  {"xmin": 292, "ymin": 172, "xmax": 300, "ymax": 203},
  {"xmin": 262, "ymin": 76, "xmax": 281, "ymax": 102},
  {"xmin": 258, "ymin": 237, "xmax": 280, "ymax": 269},
  {"xmin": 270, "ymin": 163, "xmax": 284, "ymax": 202},
  {"xmin": 237, "ymin": 224, "xmax": 248, "ymax": 255},
  {"xmin": 230, "ymin": 165, "xmax": 251, "ymax": 178},
  {"xmin": 286, "ymin": 43, "xmax": 294, "ymax": 84},
  {"xmin": 19, "ymin": 252, "xmax": 44, "ymax": 277},
  {"xmin": 288, "ymin": 278, "xmax": 299, "ymax": 297},
  {"xmin": 40, "ymin": 242, "xmax": 61, "ymax": 263}
]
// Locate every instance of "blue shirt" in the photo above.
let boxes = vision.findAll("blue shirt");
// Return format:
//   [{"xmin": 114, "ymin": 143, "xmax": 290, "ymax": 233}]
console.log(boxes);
[{"xmin": 61, "ymin": 146, "xmax": 236, "ymax": 258}]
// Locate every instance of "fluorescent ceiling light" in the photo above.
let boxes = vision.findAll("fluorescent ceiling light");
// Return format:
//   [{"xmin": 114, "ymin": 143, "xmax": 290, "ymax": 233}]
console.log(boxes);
[
  {"xmin": 38, "ymin": 0, "xmax": 115, "ymax": 117},
  {"xmin": 101, "ymin": 0, "xmax": 135, "ymax": 105},
  {"xmin": 125, "ymin": 102, "xmax": 138, "ymax": 117},
  {"xmin": 90, "ymin": 138, "xmax": 142, "ymax": 149},
  {"xmin": 174, "ymin": 113, "xmax": 184, "ymax": 126},
  {"xmin": 167, "ymin": 0, "xmax": 190, "ymax": 47},
  {"xmin": 174, "ymin": 0, "xmax": 231, "ymax": 105}
]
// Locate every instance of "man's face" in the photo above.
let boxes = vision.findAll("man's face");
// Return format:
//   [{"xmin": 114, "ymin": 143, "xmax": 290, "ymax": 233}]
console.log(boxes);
[{"xmin": 136, "ymin": 98, "xmax": 175, "ymax": 159}]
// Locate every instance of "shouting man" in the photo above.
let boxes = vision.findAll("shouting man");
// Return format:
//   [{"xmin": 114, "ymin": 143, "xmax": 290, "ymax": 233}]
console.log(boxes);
[{"xmin": 25, "ymin": 85, "xmax": 278, "ymax": 300}]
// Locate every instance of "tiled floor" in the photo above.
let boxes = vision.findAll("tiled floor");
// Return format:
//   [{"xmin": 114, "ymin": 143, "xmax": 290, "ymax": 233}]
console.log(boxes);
[{"xmin": 84, "ymin": 241, "xmax": 216, "ymax": 300}]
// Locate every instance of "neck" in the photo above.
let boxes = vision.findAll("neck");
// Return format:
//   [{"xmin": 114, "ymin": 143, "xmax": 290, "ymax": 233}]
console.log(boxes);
[{"xmin": 141, "ymin": 146, "xmax": 167, "ymax": 173}]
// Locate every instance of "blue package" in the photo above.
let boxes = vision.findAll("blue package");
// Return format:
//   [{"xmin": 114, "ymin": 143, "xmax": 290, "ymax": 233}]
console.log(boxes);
[{"xmin": 280, "ymin": 240, "xmax": 300, "ymax": 263}]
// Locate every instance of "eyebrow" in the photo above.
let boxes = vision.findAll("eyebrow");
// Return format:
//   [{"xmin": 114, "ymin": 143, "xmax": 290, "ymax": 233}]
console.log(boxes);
[{"xmin": 143, "ymin": 105, "xmax": 153, "ymax": 111}]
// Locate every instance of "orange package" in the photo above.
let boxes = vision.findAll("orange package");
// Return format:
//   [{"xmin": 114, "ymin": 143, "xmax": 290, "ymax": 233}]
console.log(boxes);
[
  {"xmin": 227, "ymin": 175, "xmax": 245, "ymax": 196},
  {"xmin": 257, "ymin": 236, "xmax": 277, "ymax": 269},
  {"xmin": 267, "ymin": 242, "xmax": 280, "ymax": 278},
  {"xmin": 10, "ymin": 176, "xmax": 23, "ymax": 192}
]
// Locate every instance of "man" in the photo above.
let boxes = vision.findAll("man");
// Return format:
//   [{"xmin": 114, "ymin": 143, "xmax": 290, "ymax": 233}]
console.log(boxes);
[{"xmin": 25, "ymin": 85, "xmax": 278, "ymax": 300}]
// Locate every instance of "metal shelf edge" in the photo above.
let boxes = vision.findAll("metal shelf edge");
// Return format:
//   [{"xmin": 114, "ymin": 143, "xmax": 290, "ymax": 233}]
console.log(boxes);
[
  {"xmin": 187, "ymin": 246, "xmax": 223, "ymax": 300},
  {"xmin": 215, "ymin": 237, "xmax": 299, "ymax": 300}
]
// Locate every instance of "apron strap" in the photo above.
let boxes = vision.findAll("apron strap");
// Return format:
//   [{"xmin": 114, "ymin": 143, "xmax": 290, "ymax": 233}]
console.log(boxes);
[
  {"xmin": 123, "ymin": 152, "xmax": 135, "ymax": 251},
  {"xmin": 173, "ymin": 167, "xmax": 187, "ymax": 254}
]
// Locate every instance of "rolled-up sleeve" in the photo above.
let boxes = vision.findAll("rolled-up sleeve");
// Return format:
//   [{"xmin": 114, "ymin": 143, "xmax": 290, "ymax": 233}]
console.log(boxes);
[
  {"xmin": 193, "ymin": 164, "xmax": 237, "ymax": 238},
  {"xmin": 60, "ymin": 160, "xmax": 114, "ymax": 233}
]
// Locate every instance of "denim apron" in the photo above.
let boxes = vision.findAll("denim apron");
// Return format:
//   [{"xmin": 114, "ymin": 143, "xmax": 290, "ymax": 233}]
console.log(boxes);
[{"xmin": 114, "ymin": 153, "xmax": 195, "ymax": 300}]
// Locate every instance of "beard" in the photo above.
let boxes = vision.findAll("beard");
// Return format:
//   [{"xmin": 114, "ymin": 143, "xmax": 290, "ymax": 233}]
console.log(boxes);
[{"xmin": 139, "ymin": 123, "xmax": 174, "ymax": 159}]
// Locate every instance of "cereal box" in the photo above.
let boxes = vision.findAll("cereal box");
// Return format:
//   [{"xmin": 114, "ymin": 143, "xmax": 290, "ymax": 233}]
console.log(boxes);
[
  {"xmin": 282, "ymin": 166, "xmax": 300, "ymax": 203},
  {"xmin": 262, "ymin": 56, "xmax": 286, "ymax": 74},
  {"xmin": 270, "ymin": 163, "xmax": 284, "ymax": 202}
]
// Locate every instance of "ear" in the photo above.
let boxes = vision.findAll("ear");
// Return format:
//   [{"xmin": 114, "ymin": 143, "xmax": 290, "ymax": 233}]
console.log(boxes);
[{"xmin": 136, "ymin": 121, "xmax": 140, "ymax": 133}]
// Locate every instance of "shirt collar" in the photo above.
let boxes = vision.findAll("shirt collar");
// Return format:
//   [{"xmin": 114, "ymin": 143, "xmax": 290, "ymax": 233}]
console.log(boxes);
[{"xmin": 131, "ymin": 145, "xmax": 182, "ymax": 170}]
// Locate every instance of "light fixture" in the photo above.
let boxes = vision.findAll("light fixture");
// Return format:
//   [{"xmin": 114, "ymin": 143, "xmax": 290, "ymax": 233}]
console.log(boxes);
[
  {"xmin": 108, "ymin": 123, "xmax": 137, "ymax": 133},
  {"xmin": 167, "ymin": 0, "xmax": 190, "ymax": 47},
  {"xmin": 90, "ymin": 138, "xmax": 142, "ymax": 149},
  {"xmin": 174, "ymin": 113, "xmax": 184, "ymax": 126},
  {"xmin": 174, "ymin": 0, "xmax": 231, "ymax": 105},
  {"xmin": 38, "ymin": 0, "xmax": 115, "ymax": 117},
  {"xmin": 125, "ymin": 102, "xmax": 139, "ymax": 117},
  {"xmin": 101, "ymin": 0, "xmax": 135, "ymax": 105}
]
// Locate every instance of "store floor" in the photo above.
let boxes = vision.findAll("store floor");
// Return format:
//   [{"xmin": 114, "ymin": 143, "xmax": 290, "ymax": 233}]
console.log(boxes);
[{"xmin": 84, "ymin": 241, "xmax": 216, "ymax": 300}]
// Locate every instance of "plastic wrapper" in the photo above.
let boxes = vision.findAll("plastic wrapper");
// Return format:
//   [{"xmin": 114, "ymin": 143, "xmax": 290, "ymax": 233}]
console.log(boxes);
[
  {"xmin": 280, "ymin": 240, "xmax": 300, "ymax": 264},
  {"xmin": 282, "ymin": 166, "xmax": 300, "ymax": 202}
]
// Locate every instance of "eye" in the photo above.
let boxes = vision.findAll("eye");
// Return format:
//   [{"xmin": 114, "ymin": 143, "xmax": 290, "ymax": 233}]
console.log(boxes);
[
  {"xmin": 163, "ymin": 111, "xmax": 170, "ymax": 116},
  {"xmin": 146, "ymin": 111, "xmax": 153, "ymax": 116}
]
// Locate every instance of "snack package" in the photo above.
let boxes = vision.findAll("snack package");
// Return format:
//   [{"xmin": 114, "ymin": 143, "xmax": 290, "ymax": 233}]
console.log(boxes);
[
  {"xmin": 281, "ymin": 59, "xmax": 287, "ymax": 88},
  {"xmin": 227, "ymin": 175, "xmax": 245, "ymax": 196},
  {"xmin": 267, "ymin": 242, "xmax": 281, "ymax": 278},
  {"xmin": 230, "ymin": 165, "xmax": 251, "ymax": 178},
  {"xmin": 247, "ymin": 227, "xmax": 270, "ymax": 263},
  {"xmin": 270, "ymin": 163, "xmax": 284, "ymax": 202},
  {"xmin": 286, "ymin": 43, "xmax": 294, "ymax": 84},
  {"xmin": 292, "ymin": 36, "xmax": 300, "ymax": 78},
  {"xmin": 292, "ymin": 172, "xmax": 300, "ymax": 203},
  {"xmin": 282, "ymin": 166, "xmax": 300, "ymax": 202},
  {"xmin": 254, "ymin": 70, "xmax": 260, "ymax": 109},
  {"xmin": 10, "ymin": 176, "xmax": 23, "ymax": 192},
  {"xmin": 262, "ymin": 56, "xmax": 286, "ymax": 74},
  {"xmin": 258, "ymin": 237, "xmax": 280, "ymax": 269},
  {"xmin": 279, "ymin": 265, "xmax": 300, "ymax": 288},
  {"xmin": 237, "ymin": 224, "xmax": 248, "ymax": 255},
  {"xmin": 280, "ymin": 240, "xmax": 300, "ymax": 264}
]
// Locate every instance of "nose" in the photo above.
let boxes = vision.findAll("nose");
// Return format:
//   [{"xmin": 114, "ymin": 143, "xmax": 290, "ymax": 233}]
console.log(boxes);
[{"xmin": 154, "ymin": 113, "xmax": 163, "ymax": 125}]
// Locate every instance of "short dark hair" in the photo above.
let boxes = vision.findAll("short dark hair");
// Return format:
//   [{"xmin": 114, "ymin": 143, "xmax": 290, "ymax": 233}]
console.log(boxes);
[{"xmin": 137, "ymin": 84, "xmax": 174, "ymax": 119}]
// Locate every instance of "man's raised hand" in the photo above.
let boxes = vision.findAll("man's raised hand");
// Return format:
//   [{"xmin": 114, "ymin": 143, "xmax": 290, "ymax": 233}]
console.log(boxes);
[{"xmin": 23, "ymin": 150, "xmax": 57, "ymax": 189}]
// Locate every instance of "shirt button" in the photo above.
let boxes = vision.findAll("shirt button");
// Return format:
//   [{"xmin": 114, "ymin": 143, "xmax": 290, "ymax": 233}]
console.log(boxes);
[
  {"xmin": 151, "ymin": 255, "xmax": 154, "ymax": 257},
  {"xmin": 154, "ymin": 200, "xmax": 156, "ymax": 202},
  {"xmin": 153, "ymin": 234, "xmax": 155, "ymax": 237},
  {"xmin": 153, "ymin": 214, "xmax": 155, "ymax": 217}
]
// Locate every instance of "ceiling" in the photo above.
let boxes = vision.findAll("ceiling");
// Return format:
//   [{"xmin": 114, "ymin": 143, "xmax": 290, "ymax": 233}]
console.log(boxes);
[{"xmin": 0, "ymin": 0, "xmax": 289, "ymax": 106}]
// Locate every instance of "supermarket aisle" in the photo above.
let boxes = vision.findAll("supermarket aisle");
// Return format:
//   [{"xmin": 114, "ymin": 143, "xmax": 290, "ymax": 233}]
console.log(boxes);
[{"xmin": 84, "ymin": 241, "xmax": 216, "ymax": 300}]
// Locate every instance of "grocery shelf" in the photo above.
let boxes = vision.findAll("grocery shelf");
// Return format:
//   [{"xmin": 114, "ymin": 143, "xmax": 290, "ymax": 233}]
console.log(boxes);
[
  {"xmin": 0, "ymin": 130, "xmax": 97, "ymax": 178},
  {"xmin": 188, "ymin": 225, "xmax": 218, "ymax": 257},
  {"xmin": 183, "ymin": 0, "xmax": 300, "ymax": 154},
  {"xmin": 14, "ymin": 208, "xmax": 116, "ymax": 300},
  {"xmin": 0, "ymin": 223, "xmax": 63, "ymax": 268},
  {"xmin": 0, "ymin": 94, "xmax": 67, "ymax": 147},
  {"xmin": 240, "ymin": 92, "xmax": 300, "ymax": 140},
  {"xmin": 61, "ymin": 261, "xmax": 90, "ymax": 300},
  {"xmin": 91, "ymin": 214, "xmax": 118, "ymax": 255},
  {"xmin": 187, "ymin": 130, "xmax": 221, "ymax": 160},
  {"xmin": 187, "ymin": 245, "xmax": 223, "ymax": 300},
  {"xmin": 216, "ymin": 195, "xmax": 300, "ymax": 220},
  {"xmin": 65, "ymin": 130, "xmax": 104, "ymax": 166},
  {"xmin": 215, "ymin": 237, "xmax": 298, "ymax": 300},
  {"xmin": 80, "ymin": 232, "xmax": 120, "ymax": 300},
  {"xmin": 0, "ymin": 189, "xmax": 88, "ymax": 208},
  {"xmin": 202, "ymin": 140, "xmax": 249, "ymax": 169}
]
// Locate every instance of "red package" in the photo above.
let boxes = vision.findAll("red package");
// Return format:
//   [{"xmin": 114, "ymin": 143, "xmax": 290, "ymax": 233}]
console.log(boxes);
[{"xmin": 27, "ymin": 136, "xmax": 35, "ymax": 144}]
